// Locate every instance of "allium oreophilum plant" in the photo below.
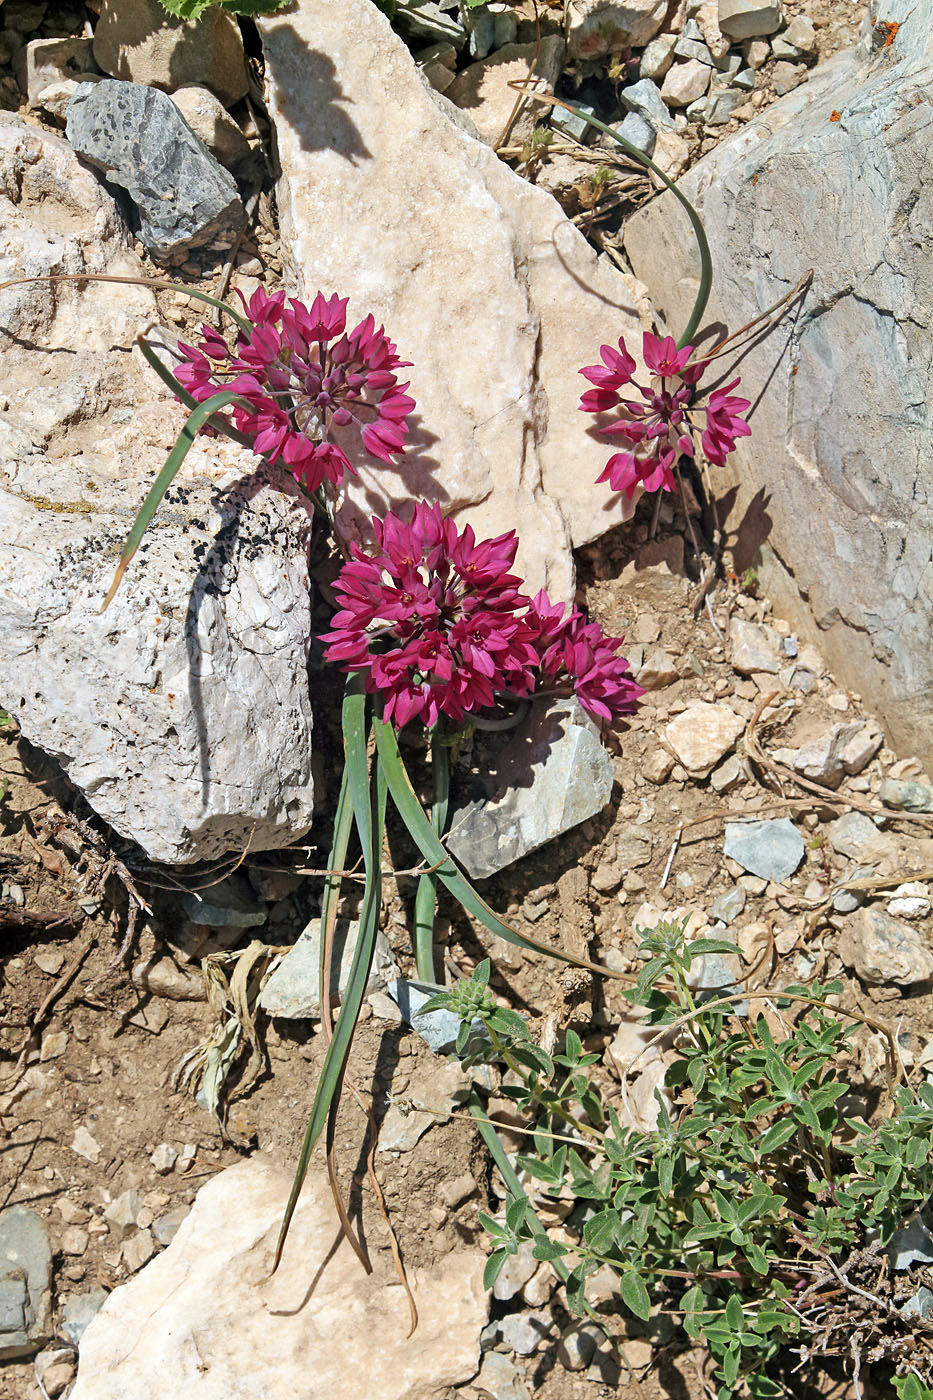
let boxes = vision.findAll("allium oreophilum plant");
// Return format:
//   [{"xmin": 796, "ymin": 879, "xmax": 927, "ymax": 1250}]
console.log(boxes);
[
  {"xmin": 97, "ymin": 213, "xmax": 751, "ymax": 1272},
  {"xmin": 429, "ymin": 929, "xmax": 933, "ymax": 1398}
]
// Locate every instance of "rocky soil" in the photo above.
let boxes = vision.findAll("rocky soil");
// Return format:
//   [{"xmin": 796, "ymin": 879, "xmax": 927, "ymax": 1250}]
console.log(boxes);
[{"xmin": 5, "ymin": 1, "xmax": 933, "ymax": 1399}]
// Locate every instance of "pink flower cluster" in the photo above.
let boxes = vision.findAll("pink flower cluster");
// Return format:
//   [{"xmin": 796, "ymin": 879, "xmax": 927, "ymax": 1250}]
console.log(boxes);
[
  {"xmin": 177, "ymin": 288, "xmax": 415, "ymax": 493},
  {"xmin": 579, "ymin": 331, "xmax": 751, "ymax": 498},
  {"xmin": 322, "ymin": 501, "xmax": 643, "ymax": 729}
]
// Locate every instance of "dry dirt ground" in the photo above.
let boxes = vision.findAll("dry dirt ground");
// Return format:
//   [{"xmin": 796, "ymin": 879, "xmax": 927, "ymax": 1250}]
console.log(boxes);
[{"xmin": 6, "ymin": 1, "xmax": 931, "ymax": 1399}]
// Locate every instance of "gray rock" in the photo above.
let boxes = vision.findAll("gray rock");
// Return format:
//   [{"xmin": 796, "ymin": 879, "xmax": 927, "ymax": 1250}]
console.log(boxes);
[
  {"xmin": 66, "ymin": 80, "xmax": 244, "ymax": 263},
  {"xmin": 622, "ymin": 9, "xmax": 933, "ymax": 770},
  {"xmin": 771, "ymin": 35, "xmax": 804, "ymax": 60},
  {"xmin": 92, "ymin": 0, "xmax": 248, "ymax": 106},
  {"xmin": 879, "ymin": 778, "xmax": 933, "ymax": 813},
  {"xmin": 60, "ymin": 1290, "xmax": 108, "ymax": 1347},
  {"xmin": 709, "ymin": 885, "xmax": 746, "ymax": 924},
  {"xmin": 493, "ymin": 1241, "xmax": 538, "ymax": 1300},
  {"xmin": 493, "ymin": 11, "xmax": 519, "ymax": 47},
  {"xmin": 567, "ymin": 0, "xmax": 669, "ymax": 59},
  {"xmin": 551, "ymin": 101, "xmax": 597, "ymax": 144},
  {"xmin": 180, "ymin": 874, "xmax": 266, "ymax": 929},
  {"xmin": 711, "ymin": 53, "xmax": 743, "ymax": 84},
  {"xmin": 388, "ymin": 979, "xmax": 487, "ymax": 1056},
  {"xmin": 395, "ymin": 0, "xmax": 467, "ymax": 47},
  {"xmin": 723, "ymin": 817, "xmax": 804, "ymax": 882},
  {"xmin": 901, "ymin": 1285, "xmax": 933, "ymax": 1321},
  {"xmin": 0, "ymin": 1207, "xmax": 51, "ymax": 1359},
  {"xmin": 674, "ymin": 21, "xmax": 714, "ymax": 64},
  {"xmin": 839, "ymin": 907, "xmax": 933, "ymax": 986},
  {"xmin": 476, "ymin": 1350, "xmax": 533, "ymax": 1400},
  {"xmin": 619, "ymin": 76, "xmax": 676, "ymax": 132},
  {"xmin": 826, "ymin": 811, "xmax": 899, "ymax": 865},
  {"xmin": 395, "ymin": 0, "xmax": 465, "ymax": 45},
  {"xmin": 260, "ymin": 920, "xmax": 396, "ymax": 1020},
  {"xmin": 557, "ymin": 1321, "xmax": 602, "ymax": 1371},
  {"xmin": 446, "ymin": 699, "xmax": 613, "ymax": 880},
  {"xmin": 499, "ymin": 1308, "xmax": 553, "ymax": 1356},
  {"xmin": 612, "ymin": 110, "xmax": 656, "ymax": 158},
  {"xmin": 832, "ymin": 888, "xmax": 861, "ymax": 914},
  {"xmin": 463, "ymin": 2, "xmax": 496, "ymax": 58},
  {"xmin": 717, "ymin": 0, "xmax": 783, "ymax": 41},
  {"xmin": 151, "ymin": 1206, "xmax": 189, "ymax": 1249},
  {"xmin": 729, "ymin": 616, "xmax": 782, "ymax": 675},
  {"xmin": 889, "ymin": 1215, "xmax": 933, "ymax": 1270},
  {"xmin": 773, "ymin": 720, "xmax": 883, "ymax": 790},
  {"xmin": 0, "ymin": 115, "xmax": 315, "ymax": 863},
  {"xmin": 703, "ymin": 88, "xmax": 746, "ymax": 123}
]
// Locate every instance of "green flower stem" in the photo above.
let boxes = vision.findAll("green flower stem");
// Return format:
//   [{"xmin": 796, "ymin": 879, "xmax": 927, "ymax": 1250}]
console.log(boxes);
[{"xmin": 412, "ymin": 727, "xmax": 450, "ymax": 983}]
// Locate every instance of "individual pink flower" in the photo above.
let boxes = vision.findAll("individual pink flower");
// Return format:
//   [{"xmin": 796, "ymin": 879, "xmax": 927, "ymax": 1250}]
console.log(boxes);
[
  {"xmin": 321, "ymin": 502, "xmax": 540, "ymax": 729},
  {"xmin": 579, "ymin": 329, "xmax": 749, "ymax": 497},
  {"xmin": 176, "ymin": 287, "xmax": 415, "ymax": 494},
  {"xmin": 701, "ymin": 378, "xmax": 752, "ymax": 466}
]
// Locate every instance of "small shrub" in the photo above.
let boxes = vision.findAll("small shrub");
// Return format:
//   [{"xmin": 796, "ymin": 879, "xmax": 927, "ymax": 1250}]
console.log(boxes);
[{"xmin": 432, "ymin": 924, "xmax": 933, "ymax": 1397}]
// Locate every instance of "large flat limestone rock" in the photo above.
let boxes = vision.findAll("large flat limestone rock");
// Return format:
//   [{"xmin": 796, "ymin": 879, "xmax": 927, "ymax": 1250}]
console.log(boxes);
[
  {"xmin": 70, "ymin": 1157, "xmax": 487, "ymax": 1400},
  {"xmin": 623, "ymin": 0, "xmax": 933, "ymax": 765},
  {"xmin": 260, "ymin": 0, "xmax": 652, "ymax": 599}
]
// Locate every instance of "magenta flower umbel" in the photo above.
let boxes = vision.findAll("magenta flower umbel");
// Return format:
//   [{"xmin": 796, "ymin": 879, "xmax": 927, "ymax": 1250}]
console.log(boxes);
[
  {"xmin": 177, "ymin": 288, "xmax": 415, "ymax": 494},
  {"xmin": 579, "ymin": 330, "xmax": 750, "ymax": 498},
  {"xmin": 322, "ymin": 501, "xmax": 643, "ymax": 729}
]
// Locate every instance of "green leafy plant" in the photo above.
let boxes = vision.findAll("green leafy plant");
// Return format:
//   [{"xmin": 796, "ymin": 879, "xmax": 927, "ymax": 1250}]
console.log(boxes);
[{"xmin": 431, "ymin": 925, "xmax": 933, "ymax": 1397}]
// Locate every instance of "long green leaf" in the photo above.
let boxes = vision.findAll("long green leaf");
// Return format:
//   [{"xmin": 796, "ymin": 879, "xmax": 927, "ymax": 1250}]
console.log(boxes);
[
  {"xmin": 319, "ymin": 761, "xmax": 354, "ymax": 1016},
  {"xmin": 373, "ymin": 716, "xmax": 622, "ymax": 979},
  {"xmin": 100, "ymin": 387, "xmax": 248, "ymax": 610},
  {"xmin": 272, "ymin": 684, "xmax": 386, "ymax": 1271},
  {"xmin": 545, "ymin": 103, "xmax": 712, "ymax": 349},
  {"xmin": 412, "ymin": 728, "xmax": 450, "ymax": 982}
]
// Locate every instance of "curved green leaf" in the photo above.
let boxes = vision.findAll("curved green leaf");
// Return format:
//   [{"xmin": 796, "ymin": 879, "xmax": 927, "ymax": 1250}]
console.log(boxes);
[
  {"xmin": 273, "ymin": 682, "xmax": 386, "ymax": 1271},
  {"xmin": 100, "ymin": 387, "xmax": 249, "ymax": 610},
  {"xmin": 373, "ymin": 716, "xmax": 623, "ymax": 979},
  {"xmin": 136, "ymin": 335, "xmax": 253, "ymax": 447}
]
